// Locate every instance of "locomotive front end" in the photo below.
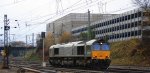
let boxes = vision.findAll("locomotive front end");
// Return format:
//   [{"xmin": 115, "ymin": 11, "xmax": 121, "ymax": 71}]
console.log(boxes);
[{"xmin": 91, "ymin": 40, "xmax": 111, "ymax": 69}]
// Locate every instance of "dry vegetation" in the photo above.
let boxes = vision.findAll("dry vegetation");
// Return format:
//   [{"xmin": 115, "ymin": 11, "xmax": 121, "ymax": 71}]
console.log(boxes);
[
  {"xmin": 110, "ymin": 39, "xmax": 150, "ymax": 66},
  {"xmin": 58, "ymin": 32, "xmax": 72, "ymax": 43}
]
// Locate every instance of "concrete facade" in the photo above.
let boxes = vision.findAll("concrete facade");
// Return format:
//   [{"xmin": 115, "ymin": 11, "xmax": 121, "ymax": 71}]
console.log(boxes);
[
  {"xmin": 46, "ymin": 13, "xmax": 116, "ymax": 37},
  {"xmin": 72, "ymin": 8, "xmax": 150, "ymax": 42}
]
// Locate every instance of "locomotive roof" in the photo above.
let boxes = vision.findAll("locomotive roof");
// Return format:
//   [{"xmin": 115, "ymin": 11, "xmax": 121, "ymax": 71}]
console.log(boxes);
[
  {"xmin": 63, "ymin": 41, "xmax": 83, "ymax": 47},
  {"xmin": 75, "ymin": 39, "xmax": 96, "ymax": 46},
  {"xmin": 86, "ymin": 39, "xmax": 96, "ymax": 45},
  {"xmin": 49, "ymin": 41, "xmax": 83, "ymax": 49},
  {"xmin": 49, "ymin": 39, "xmax": 97, "ymax": 49},
  {"xmin": 49, "ymin": 44, "xmax": 63, "ymax": 49}
]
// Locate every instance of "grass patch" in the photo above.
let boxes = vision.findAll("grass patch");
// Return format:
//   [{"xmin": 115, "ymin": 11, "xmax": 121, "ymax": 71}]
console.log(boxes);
[
  {"xmin": 25, "ymin": 49, "xmax": 41, "ymax": 61},
  {"xmin": 27, "ymin": 53, "xmax": 41, "ymax": 61}
]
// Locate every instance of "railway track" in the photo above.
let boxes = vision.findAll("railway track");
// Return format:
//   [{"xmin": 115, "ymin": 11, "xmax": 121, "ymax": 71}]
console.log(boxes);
[{"xmin": 9, "ymin": 61, "xmax": 150, "ymax": 73}]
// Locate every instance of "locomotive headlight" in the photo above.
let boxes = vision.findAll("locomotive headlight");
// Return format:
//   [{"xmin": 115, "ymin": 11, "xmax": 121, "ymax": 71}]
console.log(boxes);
[
  {"xmin": 100, "ymin": 42, "xmax": 102, "ymax": 45},
  {"xmin": 105, "ymin": 56, "xmax": 109, "ymax": 59}
]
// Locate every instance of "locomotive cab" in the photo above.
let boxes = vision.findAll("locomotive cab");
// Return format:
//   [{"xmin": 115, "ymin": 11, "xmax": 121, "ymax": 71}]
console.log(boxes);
[
  {"xmin": 90, "ymin": 39, "xmax": 111, "ymax": 69},
  {"xmin": 91, "ymin": 41, "xmax": 110, "ymax": 59}
]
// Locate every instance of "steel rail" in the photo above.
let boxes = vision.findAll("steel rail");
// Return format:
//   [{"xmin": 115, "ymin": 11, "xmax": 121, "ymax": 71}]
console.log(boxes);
[{"xmin": 9, "ymin": 61, "xmax": 150, "ymax": 73}]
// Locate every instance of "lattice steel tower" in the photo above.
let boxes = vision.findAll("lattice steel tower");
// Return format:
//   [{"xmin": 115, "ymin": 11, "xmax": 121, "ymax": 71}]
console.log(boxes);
[{"xmin": 3, "ymin": 14, "xmax": 10, "ymax": 69}]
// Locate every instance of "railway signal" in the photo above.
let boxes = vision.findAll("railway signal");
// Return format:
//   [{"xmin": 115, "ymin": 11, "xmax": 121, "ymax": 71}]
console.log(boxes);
[{"xmin": 41, "ymin": 32, "xmax": 46, "ymax": 67}]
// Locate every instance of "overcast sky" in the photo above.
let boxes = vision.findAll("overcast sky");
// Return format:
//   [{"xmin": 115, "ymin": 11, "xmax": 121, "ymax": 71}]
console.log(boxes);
[{"xmin": 0, "ymin": 0, "xmax": 138, "ymax": 45}]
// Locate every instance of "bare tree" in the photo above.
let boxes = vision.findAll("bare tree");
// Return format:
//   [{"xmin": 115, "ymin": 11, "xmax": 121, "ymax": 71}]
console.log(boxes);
[
  {"xmin": 132, "ymin": 0, "xmax": 150, "ymax": 10},
  {"xmin": 133, "ymin": 0, "xmax": 150, "ymax": 57},
  {"xmin": 44, "ymin": 32, "xmax": 55, "ymax": 49},
  {"xmin": 58, "ymin": 32, "xmax": 72, "ymax": 43}
]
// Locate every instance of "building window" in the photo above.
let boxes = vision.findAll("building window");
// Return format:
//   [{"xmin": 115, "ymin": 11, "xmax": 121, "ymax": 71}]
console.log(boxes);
[
  {"xmin": 105, "ymin": 28, "xmax": 108, "ymax": 33},
  {"xmin": 117, "ymin": 26, "xmax": 119, "ymax": 30},
  {"xmin": 138, "ymin": 21, "xmax": 141, "ymax": 25},
  {"xmin": 97, "ymin": 30, "xmax": 100, "ymax": 34},
  {"xmin": 104, "ymin": 29, "xmax": 106, "ymax": 33},
  {"xmin": 98, "ymin": 30, "xmax": 100, "ymax": 34},
  {"xmin": 108, "ymin": 21, "xmax": 110, "ymax": 25},
  {"xmin": 131, "ymin": 22, "xmax": 134, "ymax": 27},
  {"xmin": 101, "ymin": 30, "xmax": 103, "ymax": 33},
  {"xmin": 109, "ymin": 28, "xmax": 112, "ymax": 32},
  {"xmin": 115, "ymin": 19, "xmax": 117, "ymax": 23},
  {"xmin": 100, "ymin": 30, "xmax": 102, "ymax": 34},
  {"xmin": 122, "ymin": 16, "xmax": 125, "ymax": 21},
  {"xmin": 95, "ymin": 24, "xmax": 97, "ymax": 28},
  {"xmin": 119, "ymin": 25, "xmax": 122, "ymax": 29},
  {"xmin": 112, "ymin": 27, "xmax": 115, "ymax": 31},
  {"xmin": 128, "ymin": 15, "xmax": 131, "ymax": 20},
  {"xmin": 120, "ymin": 33, "xmax": 122, "ymax": 38},
  {"xmin": 109, "ymin": 35, "xmax": 112, "ymax": 39},
  {"xmin": 112, "ymin": 20, "xmax": 114, "ymax": 24},
  {"xmin": 135, "ymin": 21, "xmax": 138, "ymax": 27},
  {"xmin": 102, "ymin": 23, "xmax": 104, "ymax": 27},
  {"xmin": 107, "ymin": 28, "xmax": 109, "ymax": 32},
  {"xmin": 109, "ymin": 20, "xmax": 111, "ymax": 25},
  {"xmin": 125, "ymin": 32, "xmax": 128, "ymax": 37},
  {"xmin": 105, "ymin": 21, "xmax": 107, "ymax": 26},
  {"xmin": 117, "ymin": 18, "xmax": 119, "ymax": 22},
  {"xmin": 106, "ymin": 21, "xmax": 108, "ymax": 25},
  {"xmin": 103, "ymin": 29, "xmax": 105, "ymax": 33},
  {"xmin": 128, "ymin": 23, "xmax": 131, "ymax": 28},
  {"xmin": 131, "ymin": 31, "xmax": 134, "ymax": 36},
  {"xmin": 95, "ymin": 30, "xmax": 97, "ymax": 34},
  {"xmin": 114, "ymin": 34, "xmax": 117, "ymax": 39},
  {"xmin": 135, "ymin": 30, "xmax": 138, "ymax": 36},
  {"xmin": 99, "ymin": 23, "xmax": 102, "ymax": 27},
  {"xmin": 119, "ymin": 17, "xmax": 122, "ymax": 22},
  {"xmin": 122, "ymin": 33, "xmax": 125, "ymax": 38},
  {"xmin": 114, "ymin": 26, "xmax": 117, "ymax": 31},
  {"xmin": 104, "ymin": 22, "xmax": 106, "ymax": 26},
  {"xmin": 111, "ymin": 35, "xmax": 114, "ymax": 39},
  {"xmin": 128, "ymin": 32, "xmax": 131, "ymax": 37},
  {"xmin": 135, "ymin": 13, "xmax": 138, "ymax": 18},
  {"xmin": 125, "ymin": 24, "xmax": 127, "ymax": 29},
  {"xmin": 117, "ymin": 34, "xmax": 119, "ymax": 38},
  {"xmin": 122, "ymin": 25, "xmax": 125, "ymax": 29},
  {"xmin": 138, "ymin": 30, "xmax": 141, "ymax": 35},
  {"xmin": 131, "ymin": 14, "xmax": 134, "ymax": 19},
  {"xmin": 93, "ymin": 30, "xmax": 95, "ymax": 34},
  {"xmin": 138, "ymin": 12, "xmax": 141, "ymax": 17},
  {"xmin": 125, "ymin": 16, "xmax": 128, "ymax": 20}
]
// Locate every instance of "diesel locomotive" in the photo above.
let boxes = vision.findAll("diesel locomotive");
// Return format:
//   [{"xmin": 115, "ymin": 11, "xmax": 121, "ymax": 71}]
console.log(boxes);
[{"xmin": 49, "ymin": 39, "xmax": 111, "ymax": 69}]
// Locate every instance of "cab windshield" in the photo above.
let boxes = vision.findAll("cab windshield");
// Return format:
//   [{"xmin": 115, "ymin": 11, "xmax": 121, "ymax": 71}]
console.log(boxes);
[
  {"xmin": 101, "ymin": 43, "xmax": 110, "ymax": 50},
  {"xmin": 92, "ymin": 43, "xmax": 110, "ymax": 50}
]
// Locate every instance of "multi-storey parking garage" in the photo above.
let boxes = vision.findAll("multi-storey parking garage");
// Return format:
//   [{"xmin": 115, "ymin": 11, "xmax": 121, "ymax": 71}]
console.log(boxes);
[{"xmin": 72, "ymin": 8, "xmax": 150, "ymax": 42}]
